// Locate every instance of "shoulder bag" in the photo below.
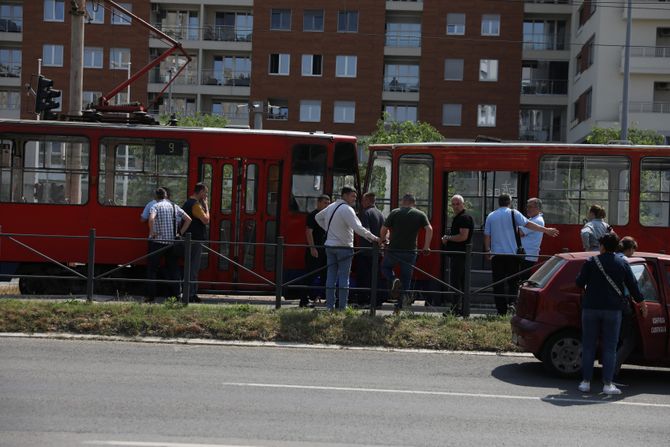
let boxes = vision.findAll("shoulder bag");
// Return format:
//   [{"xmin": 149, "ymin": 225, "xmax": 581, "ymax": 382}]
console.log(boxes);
[
  {"xmin": 510, "ymin": 209, "xmax": 525, "ymax": 255},
  {"xmin": 593, "ymin": 255, "xmax": 632, "ymax": 314}
]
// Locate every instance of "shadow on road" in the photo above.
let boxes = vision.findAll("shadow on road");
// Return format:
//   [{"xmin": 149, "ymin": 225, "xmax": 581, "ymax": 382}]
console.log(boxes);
[{"xmin": 491, "ymin": 360, "xmax": 670, "ymax": 406}]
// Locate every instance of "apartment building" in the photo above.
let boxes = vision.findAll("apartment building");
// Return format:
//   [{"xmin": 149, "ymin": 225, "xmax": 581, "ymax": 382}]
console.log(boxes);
[
  {"xmin": 567, "ymin": 0, "xmax": 670, "ymax": 143},
  {"xmin": 3, "ymin": 1, "xmax": 669, "ymax": 142},
  {"xmin": 16, "ymin": 1, "xmax": 149, "ymax": 119}
]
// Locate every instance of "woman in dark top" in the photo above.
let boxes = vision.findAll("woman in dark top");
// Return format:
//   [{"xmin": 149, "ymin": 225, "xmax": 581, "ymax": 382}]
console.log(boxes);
[{"xmin": 575, "ymin": 232, "xmax": 647, "ymax": 395}]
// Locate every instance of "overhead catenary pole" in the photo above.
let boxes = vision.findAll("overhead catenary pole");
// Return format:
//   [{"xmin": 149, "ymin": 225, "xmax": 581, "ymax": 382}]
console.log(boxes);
[
  {"xmin": 68, "ymin": 0, "xmax": 85, "ymax": 116},
  {"xmin": 621, "ymin": 0, "xmax": 633, "ymax": 141}
]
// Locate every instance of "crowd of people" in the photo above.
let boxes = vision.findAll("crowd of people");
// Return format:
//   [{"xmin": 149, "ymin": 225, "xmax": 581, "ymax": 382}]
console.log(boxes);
[{"xmin": 141, "ymin": 184, "xmax": 648, "ymax": 396}]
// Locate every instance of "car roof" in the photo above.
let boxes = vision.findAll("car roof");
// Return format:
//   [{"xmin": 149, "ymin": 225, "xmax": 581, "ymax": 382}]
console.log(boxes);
[{"xmin": 555, "ymin": 251, "xmax": 670, "ymax": 262}]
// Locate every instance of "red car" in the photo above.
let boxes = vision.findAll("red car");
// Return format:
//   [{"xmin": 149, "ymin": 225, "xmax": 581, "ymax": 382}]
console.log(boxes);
[{"xmin": 511, "ymin": 252, "xmax": 670, "ymax": 377}]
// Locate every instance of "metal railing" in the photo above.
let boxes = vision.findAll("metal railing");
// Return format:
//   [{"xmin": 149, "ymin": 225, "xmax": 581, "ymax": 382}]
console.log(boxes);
[
  {"xmin": 521, "ymin": 79, "xmax": 568, "ymax": 95},
  {"xmin": 0, "ymin": 227, "xmax": 551, "ymax": 317},
  {"xmin": 628, "ymin": 102, "xmax": 670, "ymax": 114},
  {"xmin": 629, "ymin": 46, "xmax": 670, "ymax": 58},
  {"xmin": 383, "ymin": 76, "xmax": 420, "ymax": 92},
  {"xmin": 385, "ymin": 32, "xmax": 421, "ymax": 48},
  {"xmin": 151, "ymin": 24, "xmax": 253, "ymax": 42}
]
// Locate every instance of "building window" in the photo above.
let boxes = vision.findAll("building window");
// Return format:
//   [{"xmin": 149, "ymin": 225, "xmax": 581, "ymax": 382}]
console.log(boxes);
[
  {"xmin": 479, "ymin": 59, "xmax": 498, "ymax": 82},
  {"xmin": 443, "ymin": 104, "xmax": 462, "ymax": 126},
  {"xmin": 576, "ymin": 35, "xmax": 595, "ymax": 75},
  {"xmin": 85, "ymin": 2, "xmax": 104, "ymax": 24},
  {"xmin": 385, "ymin": 22, "xmax": 421, "ymax": 48},
  {"xmin": 82, "ymin": 91, "xmax": 100, "ymax": 109},
  {"xmin": 446, "ymin": 13, "xmax": 465, "ymax": 35},
  {"xmin": 481, "ymin": 14, "xmax": 500, "ymax": 36},
  {"xmin": 385, "ymin": 104, "xmax": 417, "ymax": 123},
  {"xmin": 300, "ymin": 100, "xmax": 321, "ymax": 122},
  {"xmin": 301, "ymin": 54, "xmax": 322, "ymax": 76},
  {"xmin": 109, "ymin": 48, "xmax": 130, "ymax": 69},
  {"xmin": 44, "ymin": 0, "xmax": 64, "ymax": 22},
  {"xmin": 444, "ymin": 59, "xmax": 464, "ymax": 80},
  {"xmin": 338, "ymin": 10, "xmax": 358, "ymax": 33},
  {"xmin": 578, "ymin": 0, "xmax": 596, "ymax": 28},
  {"xmin": 269, "ymin": 53, "xmax": 290, "ymax": 75},
  {"xmin": 83, "ymin": 47, "xmax": 103, "ymax": 69},
  {"xmin": 42, "ymin": 44, "xmax": 63, "ymax": 67},
  {"xmin": 268, "ymin": 98, "xmax": 288, "ymax": 120},
  {"xmin": 0, "ymin": 48, "xmax": 21, "ymax": 77},
  {"xmin": 477, "ymin": 104, "xmax": 497, "ymax": 127},
  {"xmin": 0, "ymin": 90, "xmax": 20, "ymax": 110},
  {"xmin": 304, "ymin": 9, "xmax": 323, "ymax": 32},
  {"xmin": 1, "ymin": 3, "xmax": 23, "ymax": 31},
  {"xmin": 336, "ymin": 55, "xmax": 357, "ymax": 77},
  {"xmin": 111, "ymin": 2, "xmax": 131, "ymax": 25},
  {"xmin": 271, "ymin": 9, "xmax": 291, "ymax": 31},
  {"xmin": 334, "ymin": 101, "xmax": 355, "ymax": 123},
  {"xmin": 523, "ymin": 20, "xmax": 567, "ymax": 51}
]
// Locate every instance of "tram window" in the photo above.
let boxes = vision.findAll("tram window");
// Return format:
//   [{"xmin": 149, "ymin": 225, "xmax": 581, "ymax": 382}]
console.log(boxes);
[
  {"xmin": 264, "ymin": 221, "xmax": 277, "ymax": 271},
  {"xmin": 221, "ymin": 163, "xmax": 233, "ymax": 214},
  {"xmin": 267, "ymin": 164, "xmax": 279, "ymax": 216},
  {"xmin": 539, "ymin": 155, "xmax": 629, "ymax": 225},
  {"xmin": 332, "ymin": 142, "xmax": 357, "ymax": 201},
  {"xmin": 447, "ymin": 171, "xmax": 519, "ymax": 227},
  {"xmin": 242, "ymin": 220, "xmax": 256, "ymax": 268},
  {"xmin": 368, "ymin": 150, "xmax": 392, "ymax": 216},
  {"xmin": 218, "ymin": 220, "xmax": 231, "ymax": 270},
  {"xmin": 399, "ymin": 154, "xmax": 433, "ymax": 217},
  {"xmin": 0, "ymin": 136, "xmax": 90, "ymax": 205},
  {"xmin": 640, "ymin": 157, "xmax": 670, "ymax": 227},
  {"xmin": 98, "ymin": 138, "xmax": 188, "ymax": 207},
  {"xmin": 201, "ymin": 163, "xmax": 213, "ymax": 212},
  {"xmin": 291, "ymin": 144, "xmax": 327, "ymax": 212},
  {"xmin": 245, "ymin": 164, "xmax": 258, "ymax": 213}
]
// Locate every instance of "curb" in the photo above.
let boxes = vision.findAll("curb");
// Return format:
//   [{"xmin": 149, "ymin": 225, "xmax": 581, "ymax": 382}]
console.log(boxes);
[{"xmin": 0, "ymin": 332, "xmax": 533, "ymax": 357}]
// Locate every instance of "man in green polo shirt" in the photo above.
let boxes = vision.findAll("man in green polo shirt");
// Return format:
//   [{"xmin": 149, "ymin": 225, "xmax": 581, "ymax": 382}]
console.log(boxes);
[{"xmin": 380, "ymin": 193, "xmax": 433, "ymax": 312}]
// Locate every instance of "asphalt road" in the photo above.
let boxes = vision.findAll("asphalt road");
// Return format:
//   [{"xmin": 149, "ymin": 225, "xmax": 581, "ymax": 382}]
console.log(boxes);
[{"xmin": 1, "ymin": 337, "xmax": 669, "ymax": 447}]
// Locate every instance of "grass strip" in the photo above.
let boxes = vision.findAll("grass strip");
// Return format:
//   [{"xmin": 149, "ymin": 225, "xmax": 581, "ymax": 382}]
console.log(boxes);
[{"xmin": 0, "ymin": 299, "xmax": 517, "ymax": 352}]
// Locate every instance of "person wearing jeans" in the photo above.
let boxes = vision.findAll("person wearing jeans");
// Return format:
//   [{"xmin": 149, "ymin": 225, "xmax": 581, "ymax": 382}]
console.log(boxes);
[
  {"xmin": 575, "ymin": 232, "xmax": 647, "ymax": 395},
  {"xmin": 315, "ymin": 186, "xmax": 379, "ymax": 310}
]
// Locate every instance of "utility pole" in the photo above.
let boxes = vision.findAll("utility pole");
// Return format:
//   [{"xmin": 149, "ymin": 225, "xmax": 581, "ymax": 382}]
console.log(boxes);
[
  {"xmin": 69, "ymin": 0, "xmax": 85, "ymax": 116},
  {"xmin": 621, "ymin": 0, "xmax": 633, "ymax": 141}
]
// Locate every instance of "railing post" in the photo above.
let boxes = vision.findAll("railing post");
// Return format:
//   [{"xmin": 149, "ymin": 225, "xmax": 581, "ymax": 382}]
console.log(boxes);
[
  {"xmin": 275, "ymin": 236, "xmax": 284, "ymax": 309},
  {"xmin": 182, "ymin": 233, "xmax": 192, "ymax": 305},
  {"xmin": 462, "ymin": 243, "xmax": 472, "ymax": 318},
  {"xmin": 86, "ymin": 228, "xmax": 96, "ymax": 302},
  {"xmin": 369, "ymin": 244, "xmax": 379, "ymax": 317}
]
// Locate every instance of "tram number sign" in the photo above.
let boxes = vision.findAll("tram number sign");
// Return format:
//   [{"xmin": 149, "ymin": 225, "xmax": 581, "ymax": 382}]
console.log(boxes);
[{"xmin": 155, "ymin": 140, "xmax": 184, "ymax": 156}]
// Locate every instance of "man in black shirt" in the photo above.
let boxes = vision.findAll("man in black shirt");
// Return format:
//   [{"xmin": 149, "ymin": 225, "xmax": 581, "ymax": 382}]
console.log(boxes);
[
  {"xmin": 355, "ymin": 192, "xmax": 385, "ymax": 307},
  {"xmin": 301, "ymin": 194, "xmax": 331, "ymax": 307},
  {"xmin": 441, "ymin": 194, "xmax": 474, "ymax": 315}
]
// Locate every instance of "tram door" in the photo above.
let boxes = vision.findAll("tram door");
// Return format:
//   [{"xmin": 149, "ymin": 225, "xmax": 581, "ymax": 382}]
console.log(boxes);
[
  {"xmin": 199, "ymin": 157, "xmax": 281, "ymax": 290},
  {"xmin": 442, "ymin": 170, "xmax": 529, "ymax": 279}
]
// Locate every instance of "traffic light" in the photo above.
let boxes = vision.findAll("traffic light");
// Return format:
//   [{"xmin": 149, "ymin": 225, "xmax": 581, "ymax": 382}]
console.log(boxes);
[{"xmin": 35, "ymin": 75, "xmax": 61, "ymax": 120}]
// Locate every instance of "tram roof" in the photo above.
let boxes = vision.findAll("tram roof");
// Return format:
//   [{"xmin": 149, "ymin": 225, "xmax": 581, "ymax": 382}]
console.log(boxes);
[
  {"xmin": 0, "ymin": 119, "xmax": 355, "ymax": 141},
  {"xmin": 371, "ymin": 141, "xmax": 670, "ymax": 151}
]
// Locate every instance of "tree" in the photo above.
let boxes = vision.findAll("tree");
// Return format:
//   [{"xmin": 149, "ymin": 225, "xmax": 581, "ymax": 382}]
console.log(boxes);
[
  {"xmin": 586, "ymin": 126, "xmax": 666, "ymax": 145},
  {"xmin": 360, "ymin": 117, "xmax": 444, "ymax": 213},
  {"xmin": 158, "ymin": 112, "xmax": 229, "ymax": 128}
]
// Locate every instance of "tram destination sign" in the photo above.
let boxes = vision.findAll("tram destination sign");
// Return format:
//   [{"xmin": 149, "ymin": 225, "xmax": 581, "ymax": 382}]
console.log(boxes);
[{"xmin": 155, "ymin": 140, "xmax": 184, "ymax": 156}]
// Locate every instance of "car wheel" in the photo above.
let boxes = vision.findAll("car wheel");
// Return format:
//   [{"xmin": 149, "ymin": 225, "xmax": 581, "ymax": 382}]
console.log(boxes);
[{"xmin": 541, "ymin": 330, "xmax": 582, "ymax": 378}]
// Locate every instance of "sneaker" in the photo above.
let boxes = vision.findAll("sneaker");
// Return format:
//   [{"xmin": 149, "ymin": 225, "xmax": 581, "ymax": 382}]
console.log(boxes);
[
  {"xmin": 578, "ymin": 381, "xmax": 590, "ymax": 393},
  {"xmin": 603, "ymin": 383, "xmax": 622, "ymax": 395},
  {"xmin": 390, "ymin": 279, "xmax": 402, "ymax": 300}
]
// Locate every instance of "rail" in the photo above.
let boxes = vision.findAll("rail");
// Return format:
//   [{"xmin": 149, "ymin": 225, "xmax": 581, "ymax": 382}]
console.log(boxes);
[{"xmin": 0, "ymin": 227, "xmax": 552, "ymax": 317}]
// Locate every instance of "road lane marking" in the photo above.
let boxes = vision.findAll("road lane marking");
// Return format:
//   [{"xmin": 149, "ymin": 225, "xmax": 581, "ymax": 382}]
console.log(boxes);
[
  {"xmin": 84, "ymin": 442, "xmax": 256, "ymax": 447},
  {"xmin": 221, "ymin": 382, "xmax": 670, "ymax": 408}
]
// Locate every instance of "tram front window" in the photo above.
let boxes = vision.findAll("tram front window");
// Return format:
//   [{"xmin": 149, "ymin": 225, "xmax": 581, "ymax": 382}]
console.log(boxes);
[
  {"xmin": 332, "ymin": 142, "xmax": 357, "ymax": 201},
  {"xmin": 367, "ymin": 150, "xmax": 392, "ymax": 216},
  {"xmin": 291, "ymin": 144, "xmax": 327, "ymax": 212}
]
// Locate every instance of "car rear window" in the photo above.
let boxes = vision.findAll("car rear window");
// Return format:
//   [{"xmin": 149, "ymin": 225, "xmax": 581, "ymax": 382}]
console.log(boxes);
[
  {"xmin": 630, "ymin": 264, "xmax": 658, "ymax": 302},
  {"xmin": 527, "ymin": 256, "xmax": 567, "ymax": 288}
]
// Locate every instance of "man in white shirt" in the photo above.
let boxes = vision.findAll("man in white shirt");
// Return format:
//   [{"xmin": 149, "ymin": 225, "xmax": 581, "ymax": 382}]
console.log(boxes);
[
  {"xmin": 519, "ymin": 197, "xmax": 545, "ymax": 282},
  {"xmin": 316, "ymin": 186, "xmax": 380, "ymax": 310}
]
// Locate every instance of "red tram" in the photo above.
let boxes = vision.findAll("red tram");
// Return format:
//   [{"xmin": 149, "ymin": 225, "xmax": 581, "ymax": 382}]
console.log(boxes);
[
  {"xmin": 0, "ymin": 119, "xmax": 359, "ymax": 295},
  {"xmin": 364, "ymin": 141, "xmax": 670, "ymax": 299}
]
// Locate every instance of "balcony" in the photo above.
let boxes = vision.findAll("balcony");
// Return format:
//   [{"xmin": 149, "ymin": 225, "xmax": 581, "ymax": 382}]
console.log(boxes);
[
  {"xmin": 200, "ymin": 69, "xmax": 250, "ymax": 87},
  {"xmin": 521, "ymin": 79, "xmax": 567, "ymax": 95},
  {"xmin": 523, "ymin": 0, "xmax": 571, "ymax": 14},
  {"xmin": 622, "ymin": 46, "xmax": 670, "ymax": 75},
  {"xmin": 627, "ymin": 102, "xmax": 670, "ymax": 131},
  {"xmin": 623, "ymin": 0, "xmax": 670, "ymax": 21},
  {"xmin": 522, "ymin": 33, "xmax": 567, "ymax": 51},
  {"xmin": 383, "ymin": 76, "xmax": 419, "ymax": 93},
  {"xmin": 386, "ymin": 1, "xmax": 423, "ymax": 12},
  {"xmin": 629, "ymin": 102, "xmax": 670, "ymax": 114}
]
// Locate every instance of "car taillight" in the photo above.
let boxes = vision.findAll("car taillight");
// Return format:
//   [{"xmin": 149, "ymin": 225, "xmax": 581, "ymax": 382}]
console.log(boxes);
[{"xmin": 516, "ymin": 288, "xmax": 540, "ymax": 320}]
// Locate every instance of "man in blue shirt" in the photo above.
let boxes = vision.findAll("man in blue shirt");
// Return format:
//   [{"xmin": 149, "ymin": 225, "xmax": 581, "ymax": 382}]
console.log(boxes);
[
  {"xmin": 484, "ymin": 194, "xmax": 559, "ymax": 315},
  {"xmin": 519, "ymin": 197, "xmax": 545, "ymax": 282}
]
